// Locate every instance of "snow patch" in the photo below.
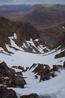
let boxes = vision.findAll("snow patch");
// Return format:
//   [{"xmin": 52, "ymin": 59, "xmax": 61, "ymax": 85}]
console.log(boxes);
[{"xmin": 10, "ymin": 70, "xmax": 65, "ymax": 97}]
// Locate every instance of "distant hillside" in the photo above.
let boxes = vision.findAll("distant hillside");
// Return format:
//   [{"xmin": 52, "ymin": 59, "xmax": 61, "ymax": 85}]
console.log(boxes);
[
  {"xmin": 0, "ymin": 4, "xmax": 32, "ymax": 13},
  {"xmin": 0, "ymin": 4, "xmax": 32, "ymax": 21},
  {"xmin": 1, "ymin": 4, "xmax": 65, "ymax": 30}
]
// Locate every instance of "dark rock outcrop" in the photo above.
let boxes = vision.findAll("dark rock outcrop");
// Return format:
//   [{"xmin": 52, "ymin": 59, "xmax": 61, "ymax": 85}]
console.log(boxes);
[
  {"xmin": 63, "ymin": 61, "xmax": 65, "ymax": 68},
  {"xmin": 31, "ymin": 63, "xmax": 63, "ymax": 81},
  {"xmin": 32, "ymin": 64, "xmax": 52, "ymax": 81},
  {"xmin": 20, "ymin": 93, "xmax": 40, "ymax": 98},
  {"xmin": 0, "ymin": 62, "xmax": 26, "ymax": 88},
  {"xmin": 12, "ymin": 66, "xmax": 29, "ymax": 72},
  {"xmin": 29, "ymin": 63, "xmax": 37, "ymax": 70},
  {"xmin": 0, "ymin": 17, "xmax": 39, "ymax": 52},
  {"xmin": 55, "ymin": 50, "xmax": 65, "ymax": 58},
  {"xmin": 52, "ymin": 65, "xmax": 59, "ymax": 72},
  {"xmin": 0, "ymin": 86, "xmax": 17, "ymax": 98}
]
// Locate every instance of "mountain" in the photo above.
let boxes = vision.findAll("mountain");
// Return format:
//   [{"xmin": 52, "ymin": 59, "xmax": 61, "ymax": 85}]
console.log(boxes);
[
  {"xmin": 0, "ymin": 4, "xmax": 32, "ymax": 13},
  {"xmin": 0, "ymin": 33, "xmax": 65, "ymax": 98},
  {"xmin": 1, "ymin": 4, "xmax": 65, "ymax": 26},
  {"xmin": 0, "ymin": 4, "xmax": 65, "ymax": 98},
  {"xmin": 23, "ymin": 5, "xmax": 65, "ymax": 31},
  {"xmin": 23, "ymin": 4, "xmax": 65, "ymax": 31},
  {"xmin": 0, "ymin": 17, "xmax": 40, "ymax": 53},
  {"xmin": 0, "ymin": 17, "xmax": 65, "ymax": 54},
  {"xmin": 0, "ymin": 4, "xmax": 32, "ymax": 21}
]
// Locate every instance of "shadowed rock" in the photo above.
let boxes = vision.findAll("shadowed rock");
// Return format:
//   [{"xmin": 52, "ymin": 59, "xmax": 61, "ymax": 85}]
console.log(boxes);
[
  {"xmin": 31, "ymin": 63, "xmax": 64, "ymax": 81},
  {"xmin": 0, "ymin": 86, "xmax": 17, "ymax": 98},
  {"xmin": 20, "ymin": 93, "xmax": 40, "ymax": 98},
  {"xmin": 0, "ymin": 62, "xmax": 26, "ymax": 88}
]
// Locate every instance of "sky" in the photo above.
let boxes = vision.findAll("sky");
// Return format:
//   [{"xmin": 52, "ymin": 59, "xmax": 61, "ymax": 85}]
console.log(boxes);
[{"xmin": 0, "ymin": 0, "xmax": 65, "ymax": 4}]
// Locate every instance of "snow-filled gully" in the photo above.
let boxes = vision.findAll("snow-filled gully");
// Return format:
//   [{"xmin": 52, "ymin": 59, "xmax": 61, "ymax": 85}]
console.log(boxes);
[{"xmin": 0, "ymin": 37, "xmax": 65, "ymax": 98}]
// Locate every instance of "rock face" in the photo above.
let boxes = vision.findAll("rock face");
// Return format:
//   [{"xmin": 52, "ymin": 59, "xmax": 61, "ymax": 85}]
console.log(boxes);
[
  {"xmin": 32, "ymin": 64, "xmax": 52, "ymax": 81},
  {"xmin": 12, "ymin": 66, "xmax": 29, "ymax": 72},
  {"xmin": 0, "ymin": 62, "xmax": 26, "ymax": 88},
  {"xmin": 0, "ymin": 86, "xmax": 17, "ymax": 98},
  {"xmin": 55, "ymin": 50, "xmax": 65, "ymax": 58},
  {"xmin": 23, "ymin": 5, "xmax": 65, "ymax": 49},
  {"xmin": 0, "ymin": 17, "xmax": 39, "ymax": 52},
  {"xmin": 20, "ymin": 93, "xmax": 40, "ymax": 98},
  {"xmin": 0, "ymin": 16, "xmax": 65, "ymax": 53},
  {"xmin": 63, "ymin": 61, "xmax": 65, "ymax": 68},
  {"xmin": 31, "ymin": 63, "xmax": 64, "ymax": 81}
]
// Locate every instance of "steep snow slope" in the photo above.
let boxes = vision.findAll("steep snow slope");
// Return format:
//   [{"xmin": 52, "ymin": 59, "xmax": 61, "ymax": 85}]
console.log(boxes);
[
  {"xmin": 0, "ymin": 45, "xmax": 65, "ymax": 68},
  {"xmin": 0, "ymin": 34, "xmax": 65, "ymax": 98},
  {"xmin": 11, "ymin": 70, "xmax": 65, "ymax": 98},
  {"xmin": 0, "ymin": 35, "xmax": 65, "ymax": 67}
]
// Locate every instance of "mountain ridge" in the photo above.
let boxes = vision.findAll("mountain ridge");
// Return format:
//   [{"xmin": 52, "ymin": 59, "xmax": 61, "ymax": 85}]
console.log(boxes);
[{"xmin": 0, "ymin": 17, "xmax": 65, "ymax": 54}]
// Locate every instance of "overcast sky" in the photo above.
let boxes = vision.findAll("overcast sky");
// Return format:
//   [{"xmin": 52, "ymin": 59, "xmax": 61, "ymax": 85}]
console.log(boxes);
[{"xmin": 0, "ymin": 0, "xmax": 65, "ymax": 4}]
